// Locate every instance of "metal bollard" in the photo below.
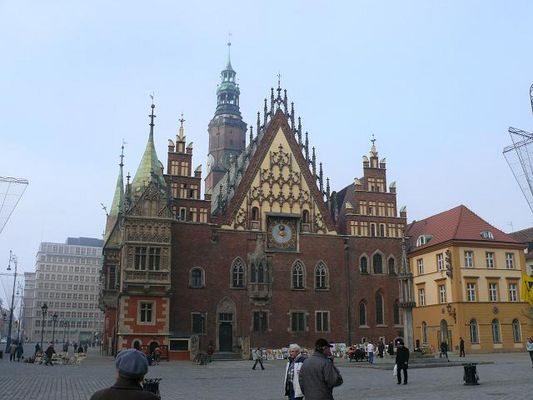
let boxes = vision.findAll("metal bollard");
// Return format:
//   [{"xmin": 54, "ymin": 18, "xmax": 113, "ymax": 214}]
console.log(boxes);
[{"xmin": 462, "ymin": 363, "xmax": 479, "ymax": 385}]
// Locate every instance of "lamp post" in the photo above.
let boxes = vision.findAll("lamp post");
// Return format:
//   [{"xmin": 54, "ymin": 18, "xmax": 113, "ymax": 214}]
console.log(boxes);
[
  {"xmin": 40, "ymin": 303, "xmax": 48, "ymax": 350},
  {"xmin": 5, "ymin": 250, "xmax": 18, "ymax": 352},
  {"xmin": 51, "ymin": 313, "xmax": 58, "ymax": 344}
]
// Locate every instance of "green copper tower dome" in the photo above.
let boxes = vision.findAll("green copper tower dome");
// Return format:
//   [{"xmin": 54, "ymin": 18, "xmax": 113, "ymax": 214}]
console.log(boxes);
[
  {"xmin": 215, "ymin": 40, "xmax": 242, "ymax": 118},
  {"xmin": 131, "ymin": 101, "xmax": 166, "ymax": 196}
]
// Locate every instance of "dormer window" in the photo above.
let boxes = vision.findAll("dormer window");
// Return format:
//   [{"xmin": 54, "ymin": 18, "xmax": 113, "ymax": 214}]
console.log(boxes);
[
  {"xmin": 416, "ymin": 235, "xmax": 432, "ymax": 247},
  {"xmin": 480, "ymin": 230, "xmax": 494, "ymax": 240}
]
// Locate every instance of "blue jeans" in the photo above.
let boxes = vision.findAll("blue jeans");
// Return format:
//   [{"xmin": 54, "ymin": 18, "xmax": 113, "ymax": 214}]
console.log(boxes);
[{"xmin": 368, "ymin": 352, "xmax": 374, "ymax": 364}]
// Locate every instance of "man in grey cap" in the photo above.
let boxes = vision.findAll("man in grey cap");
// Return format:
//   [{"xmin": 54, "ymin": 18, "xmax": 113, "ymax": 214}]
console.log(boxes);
[
  {"xmin": 90, "ymin": 348, "xmax": 159, "ymax": 400},
  {"xmin": 299, "ymin": 338, "xmax": 343, "ymax": 400}
]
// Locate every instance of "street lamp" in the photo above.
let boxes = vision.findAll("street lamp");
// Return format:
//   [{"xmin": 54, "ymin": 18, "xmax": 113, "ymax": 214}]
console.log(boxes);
[
  {"xmin": 40, "ymin": 303, "xmax": 48, "ymax": 350},
  {"xmin": 5, "ymin": 250, "xmax": 18, "ymax": 352},
  {"xmin": 51, "ymin": 313, "xmax": 58, "ymax": 344}
]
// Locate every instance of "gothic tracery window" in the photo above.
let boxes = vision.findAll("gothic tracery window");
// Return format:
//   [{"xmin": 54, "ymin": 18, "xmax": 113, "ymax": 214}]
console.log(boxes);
[
  {"xmin": 292, "ymin": 260, "xmax": 305, "ymax": 289},
  {"xmin": 231, "ymin": 258, "xmax": 245, "ymax": 288},
  {"xmin": 315, "ymin": 261, "xmax": 328, "ymax": 289}
]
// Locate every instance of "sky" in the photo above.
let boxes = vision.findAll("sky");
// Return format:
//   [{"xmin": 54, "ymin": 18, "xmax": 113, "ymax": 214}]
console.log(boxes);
[{"xmin": 1, "ymin": 0, "xmax": 533, "ymax": 307}]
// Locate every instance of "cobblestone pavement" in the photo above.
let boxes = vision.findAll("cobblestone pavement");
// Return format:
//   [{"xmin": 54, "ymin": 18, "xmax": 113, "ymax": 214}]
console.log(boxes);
[{"xmin": 0, "ymin": 349, "xmax": 532, "ymax": 400}]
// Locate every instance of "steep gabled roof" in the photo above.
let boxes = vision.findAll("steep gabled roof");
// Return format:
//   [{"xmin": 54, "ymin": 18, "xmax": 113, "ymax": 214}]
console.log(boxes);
[
  {"xmin": 406, "ymin": 205, "xmax": 521, "ymax": 251},
  {"xmin": 213, "ymin": 106, "xmax": 335, "ymax": 231}
]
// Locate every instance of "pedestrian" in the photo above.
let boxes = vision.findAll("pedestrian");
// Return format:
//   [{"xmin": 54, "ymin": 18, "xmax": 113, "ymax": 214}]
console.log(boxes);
[
  {"xmin": 16, "ymin": 342, "xmax": 24, "ymax": 361},
  {"xmin": 78, "ymin": 344, "xmax": 84, "ymax": 353},
  {"xmin": 395, "ymin": 340, "xmax": 410, "ymax": 385},
  {"xmin": 387, "ymin": 341, "xmax": 395, "ymax": 356},
  {"xmin": 439, "ymin": 341, "xmax": 449, "ymax": 361},
  {"xmin": 45, "ymin": 343, "xmax": 56, "ymax": 366},
  {"xmin": 84, "ymin": 343, "xmax": 88, "ymax": 353},
  {"xmin": 526, "ymin": 337, "xmax": 533, "ymax": 367},
  {"xmin": 299, "ymin": 338, "xmax": 343, "ymax": 400},
  {"xmin": 459, "ymin": 337, "xmax": 465, "ymax": 357},
  {"xmin": 284, "ymin": 344, "xmax": 306, "ymax": 400},
  {"xmin": 63, "ymin": 342, "xmax": 69, "ymax": 353},
  {"xmin": 35, "ymin": 342, "xmax": 41, "ymax": 356},
  {"xmin": 378, "ymin": 340, "xmax": 385, "ymax": 358},
  {"xmin": 207, "ymin": 341, "xmax": 214, "ymax": 363},
  {"xmin": 252, "ymin": 347, "xmax": 265, "ymax": 370},
  {"xmin": 9, "ymin": 341, "xmax": 17, "ymax": 362},
  {"xmin": 89, "ymin": 348, "xmax": 159, "ymax": 400},
  {"xmin": 367, "ymin": 341, "xmax": 375, "ymax": 364}
]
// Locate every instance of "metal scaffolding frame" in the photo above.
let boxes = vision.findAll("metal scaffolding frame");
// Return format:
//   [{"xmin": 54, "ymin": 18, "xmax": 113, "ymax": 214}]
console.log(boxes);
[
  {"xmin": 0, "ymin": 176, "xmax": 29, "ymax": 235},
  {"xmin": 503, "ymin": 84, "xmax": 533, "ymax": 214}
]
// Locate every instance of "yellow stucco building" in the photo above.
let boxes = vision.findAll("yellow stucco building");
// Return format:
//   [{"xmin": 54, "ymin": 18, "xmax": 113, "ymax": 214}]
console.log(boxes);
[{"xmin": 407, "ymin": 205, "xmax": 531, "ymax": 353}]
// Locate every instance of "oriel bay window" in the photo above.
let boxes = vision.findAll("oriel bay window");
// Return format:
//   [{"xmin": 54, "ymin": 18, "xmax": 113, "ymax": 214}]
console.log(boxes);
[{"xmin": 134, "ymin": 246, "xmax": 161, "ymax": 270}]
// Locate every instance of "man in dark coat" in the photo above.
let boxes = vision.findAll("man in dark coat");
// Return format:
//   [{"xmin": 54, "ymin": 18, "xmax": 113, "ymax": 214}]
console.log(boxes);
[
  {"xmin": 440, "ymin": 341, "xmax": 449, "ymax": 360},
  {"xmin": 299, "ymin": 338, "xmax": 343, "ymax": 400},
  {"xmin": 89, "ymin": 349, "xmax": 159, "ymax": 400},
  {"xmin": 45, "ymin": 343, "xmax": 56, "ymax": 366},
  {"xmin": 395, "ymin": 341, "xmax": 410, "ymax": 385},
  {"xmin": 459, "ymin": 337, "xmax": 465, "ymax": 357}
]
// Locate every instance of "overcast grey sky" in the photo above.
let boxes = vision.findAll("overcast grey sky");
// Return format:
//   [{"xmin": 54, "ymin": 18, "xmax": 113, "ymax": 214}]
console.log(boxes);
[{"xmin": 1, "ymin": 0, "xmax": 533, "ymax": 306}]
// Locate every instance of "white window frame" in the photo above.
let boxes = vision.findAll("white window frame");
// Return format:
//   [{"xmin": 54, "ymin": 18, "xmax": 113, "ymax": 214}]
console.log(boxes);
[
  {"xmin": 486, "ymin": 252, "xmax": 495, "ymax": 269},
  {"xmin": 467, "ymin": 283, "xmax": 477, "ymax": 302},
  {"xmin": 505, "ymin": 253, "xmax": 515, "ymax": 269},
  {"xmin": 438, "ymin": 284, "xmax": 446, "ymax": 303},
  {"xmin": 488, "ymin": 282, "xmax": 498, "ymax": 302},
  {"xmin": 418, "ymin": 288, "xmax": 426, "ymax": 306},
  {"xmin": 464, "ymin": 251, "xmax": 474, "ymax": 268},
  {"xmin": 509, "ymin": 283, "xmax": 518, "ymax": 302},
  {"xmin": 436, "ymin": 253, "xmax": 444, "ymax": 271},
  {"xmin": 417, "ymin": 259, "xmax": 424, "ymax": 275}
]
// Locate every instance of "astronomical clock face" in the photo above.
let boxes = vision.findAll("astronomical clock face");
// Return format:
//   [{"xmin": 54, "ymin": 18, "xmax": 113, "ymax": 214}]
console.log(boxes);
[{"xmin": 267, "ymin": 216, "xmax": 298, "ymax": 251}]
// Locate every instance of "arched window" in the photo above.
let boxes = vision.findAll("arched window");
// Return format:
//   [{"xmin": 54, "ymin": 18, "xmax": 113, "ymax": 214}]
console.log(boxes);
[
  {"xmin": 302, "ymin": 209, "xmax": 310, "ymax": 223},
  {"xmin": 469, "ymin": 319, "xmax": 479, "ymax": 343},
  {"xmin": 380, "ymin": 224, "xmax": 386, "ymax": 237},
  {"xmin": 292, "ymin": 261, "xmax": 305, "ymax": 289},
  {"xmin": 315, "ymin": 262, "xmax": 328, "ymax": 289},
  {"xmin": 373, "ymin": 253, "xmax": 383, "ymax": 274},
  {"xmin": 393, "ymin": 300, "xmax": 400, "ymax": 325},
  {"xmin": 421, "ymin": 321, "xmax": 428, "ymax": 344},
  {"xmin": 512, "ymin": 319, "xmax": 521, "ymax": 343},
  {"xmin": 388, "ymin": 257, "xmax": 396, "ymax": 275},
  {"xmin": 359, "ymin": 301, "xmax": 367, "ymax": 326},
  {"xmin": 190, "ymin": 268, "xmax": 204, "ymax": 288},
  {"xmin": 360, "ymin": 256, "xmax": 368, "ymax": 274},
  {"xmin": 251, "ymin": 207, "xmax": 259, "ymax": 221},
  {"xmin": 231, "ymin": 258, "xmax": 245, "ymax": 288},
  {"xmin": 491, "ymin": 319, "xmax": 501, "ymax": 343},
  {"xmin": 375, "ymin": 292, "xmax": 384, "ymax": 324}
]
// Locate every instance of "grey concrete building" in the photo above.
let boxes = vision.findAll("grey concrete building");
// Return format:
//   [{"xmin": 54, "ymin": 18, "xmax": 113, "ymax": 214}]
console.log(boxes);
[{"xmin": 25, "ymin": 237, "xmax": 104, "ymax": 344}]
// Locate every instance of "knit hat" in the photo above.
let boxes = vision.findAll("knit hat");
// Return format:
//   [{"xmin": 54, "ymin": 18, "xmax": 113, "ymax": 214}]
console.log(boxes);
[
  {"xmin": 115, "ymin": 349, "xmax": 148, "ymax": 379},
  {"xmin": 315, "ymin": 338, "xmax": 331, "ymax": 350}
]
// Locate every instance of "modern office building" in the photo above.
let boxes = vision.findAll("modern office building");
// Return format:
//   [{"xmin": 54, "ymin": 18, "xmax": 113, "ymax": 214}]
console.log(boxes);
[{"xmin": 25, "ymin": 237, "xmax": 104, "ymax": 344}]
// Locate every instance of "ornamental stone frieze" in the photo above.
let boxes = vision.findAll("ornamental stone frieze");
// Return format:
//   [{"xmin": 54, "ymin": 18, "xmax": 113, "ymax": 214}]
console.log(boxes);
[{"xmin": 125, "ymin": 224, "xmax": 171, "ymax": 243}]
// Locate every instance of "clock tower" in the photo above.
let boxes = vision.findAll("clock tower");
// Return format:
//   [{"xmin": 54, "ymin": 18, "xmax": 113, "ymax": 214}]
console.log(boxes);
[{"xmin": 205, "ymin": 41, "xmax": 247, "ymax": 196}]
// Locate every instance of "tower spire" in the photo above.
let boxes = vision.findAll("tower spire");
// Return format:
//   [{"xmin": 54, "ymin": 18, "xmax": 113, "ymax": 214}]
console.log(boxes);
[
  {"xmin": 178, "ymin": 113, "xmax": 186, "ymax": 142},
  {"xmin": 226, "ymin": 33, "xmax": 232, "ymax": 70},
  {"xmin": 131, "ymin": 98, "xmax": 166, "ymax": 196}
]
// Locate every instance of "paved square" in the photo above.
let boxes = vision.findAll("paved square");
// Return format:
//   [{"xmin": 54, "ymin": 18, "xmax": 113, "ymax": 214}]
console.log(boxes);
[{"xmin": 0, "ymin": 348, "xmax": 531, "ymax": 399}]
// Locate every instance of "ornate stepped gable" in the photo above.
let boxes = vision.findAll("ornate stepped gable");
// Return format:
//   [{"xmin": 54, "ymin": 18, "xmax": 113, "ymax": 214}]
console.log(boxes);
[{"xmin": 211, "ymin": 86, "xmax": 336, "ymax": 234}]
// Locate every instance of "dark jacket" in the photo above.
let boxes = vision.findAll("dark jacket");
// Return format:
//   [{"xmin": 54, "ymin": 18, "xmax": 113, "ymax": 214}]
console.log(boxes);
[
  {"xmin": 90, "ymin": 377, "xmax": 159, "ymax": 400},
  {"xmin": 395, "ymin": 346, "xmax": 410, "ymax": 366},
  {"xmin": 45, "ymin": 345, "xmax": 55, "ymax": 358},
  {"xmin": 299, "ymin": 351, "xmax": 343, "ymax": 400}
]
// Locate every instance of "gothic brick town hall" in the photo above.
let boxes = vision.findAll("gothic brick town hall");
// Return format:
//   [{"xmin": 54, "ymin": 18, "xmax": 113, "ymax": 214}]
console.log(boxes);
[{"xmin": 99, "ymin": 46, "xmax": 411, "ymax": 359}]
